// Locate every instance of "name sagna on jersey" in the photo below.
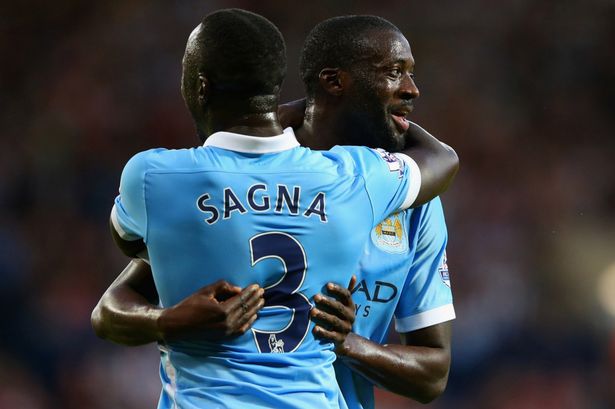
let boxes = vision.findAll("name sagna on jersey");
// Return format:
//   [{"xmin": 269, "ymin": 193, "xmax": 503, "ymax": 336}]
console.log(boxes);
[{"xmin": 196, "ymin": 183, "xmax": 327, "ymax": 225}]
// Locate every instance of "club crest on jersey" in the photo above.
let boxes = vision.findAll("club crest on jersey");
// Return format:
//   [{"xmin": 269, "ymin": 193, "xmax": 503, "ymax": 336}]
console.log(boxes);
[
  {"xmin": 371, "ymin": 212, "xmax": 408, "ymax": 254},
  {"xmin": 376, "ymin": 148, "xmax": 404, "ymax": 178},
  {"xmin": 439, "ymin": 252, "xmax": 451, "ymax": 287},
  {"xmin": 268, "ymin": 334, "xmax": 285, "ymax": 353}
]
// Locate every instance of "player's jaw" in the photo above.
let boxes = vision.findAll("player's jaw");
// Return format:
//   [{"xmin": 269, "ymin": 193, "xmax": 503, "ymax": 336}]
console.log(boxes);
[
  {"xmin": 337, "ymin": 82, "xmax": 409, "ymax": 151},
  {"xmin": 341, "ymin": 104, "xmax": 405, "ymax": 152},
  {"xmin": 389, "ymin": 101, "xmax": 414, "ymax": 135},
  {"xmin": 366, "ymin": 100, "xmax": 414, "ymax": 151},
  {"xmin": 352, "ymin": 92, "xmax": 413, "ymax": 152}
]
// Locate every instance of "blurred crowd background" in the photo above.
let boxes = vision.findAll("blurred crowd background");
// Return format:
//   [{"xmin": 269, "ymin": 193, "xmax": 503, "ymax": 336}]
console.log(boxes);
[{"xmin": 2, "ymin": 0, "xmax": 614, "ymax": 408}]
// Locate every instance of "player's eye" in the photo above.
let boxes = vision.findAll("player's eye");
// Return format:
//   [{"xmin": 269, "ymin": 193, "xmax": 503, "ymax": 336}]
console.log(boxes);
[{"xmin": 387, "ymin": 68, "xmax": 402, "ymax": 78}]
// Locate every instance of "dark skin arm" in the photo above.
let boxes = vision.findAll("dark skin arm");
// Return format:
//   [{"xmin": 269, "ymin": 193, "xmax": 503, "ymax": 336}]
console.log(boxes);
[
  {"xmin": 104, "ymin": 231, "xmax": 450, "ymax": 402},
  {"xmin": 91, "ymin": 259, "xmax": 264, "ymax": 346},
  {"xmin": 335, "ymin": 324, "xmax": 452, "ymax": 404},
  {"xmin": 399, "ymin": 122, "xmax": 458, "ymax": 207},
  {"xmin": 312, "ymin": 282, "xmax": 452, "ymax": 404},
  {"xmin": 93, "ymin": 244, "xmax": 356, "ymax": 350},
  {"xmin": 278, "ymin": 99, "xmax": 459, "ymax": 208}
]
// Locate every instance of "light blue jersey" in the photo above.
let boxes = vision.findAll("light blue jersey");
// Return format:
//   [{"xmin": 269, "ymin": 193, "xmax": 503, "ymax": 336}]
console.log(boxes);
[
  {"xmin": 111, "ymin": 128, "xmax": 421, "ymax": 409},
  {"xmin": 335, "ymin": 198, "xmax": 455, "ymax": 409}
]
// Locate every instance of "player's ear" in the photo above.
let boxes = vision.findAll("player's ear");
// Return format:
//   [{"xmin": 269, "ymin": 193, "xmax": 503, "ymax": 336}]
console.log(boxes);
[
  {"xmin": 198, "ymin": 73, "xmax": 209, "ymax": 105},
  {"xmin": 318, "ymin": 68, "xmax": 346, "ymax": 97}
]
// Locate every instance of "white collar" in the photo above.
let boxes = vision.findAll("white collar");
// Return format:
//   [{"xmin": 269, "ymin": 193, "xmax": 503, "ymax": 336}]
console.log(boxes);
[{"xmin": 203, "ymin": 127, "xmax": 300, "ymax": 154}]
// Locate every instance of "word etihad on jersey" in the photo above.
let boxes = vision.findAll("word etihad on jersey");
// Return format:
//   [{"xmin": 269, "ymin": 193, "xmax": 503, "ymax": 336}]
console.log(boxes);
[{"xmin": 197, "ymin": 184, "xmax": 327, "ymax": 224}]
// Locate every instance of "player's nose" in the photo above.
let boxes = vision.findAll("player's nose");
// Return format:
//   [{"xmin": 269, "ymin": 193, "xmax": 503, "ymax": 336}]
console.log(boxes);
[{"xmin": 398, "ymin": 74, "xmax": 419, "ymax": 101}]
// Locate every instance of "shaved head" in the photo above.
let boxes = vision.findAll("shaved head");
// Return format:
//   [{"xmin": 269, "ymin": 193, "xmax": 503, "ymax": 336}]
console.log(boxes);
[{"xmin": 181, "ymin": 9, "xmax": 286, "ymax": 103}]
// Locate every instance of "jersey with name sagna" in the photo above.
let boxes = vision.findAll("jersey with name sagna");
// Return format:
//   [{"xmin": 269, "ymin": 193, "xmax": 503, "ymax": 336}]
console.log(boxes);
[{"xmin": 111, "ymin": 128, "xmax": 421, "ymax": 409}]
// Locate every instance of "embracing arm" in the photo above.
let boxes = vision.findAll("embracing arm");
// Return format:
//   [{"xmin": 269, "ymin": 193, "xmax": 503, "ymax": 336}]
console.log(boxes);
[
  {"xmin": 400, "ymin": 122, "xmax": 458, "ymax": 207},
  {"xmin": 91, "ymin": 259, "xmax": 163, "ymax": 345},
  {"xmin": 312, "ymin": 280, "xmax": 451, "ymax": 403},
  {"xmin": 336, "ymin": 323, "xmax": 452, "ymax": 403},
  {"xmin": 91, "ymin": 259, "xmax": 264, "ymax": 346}
]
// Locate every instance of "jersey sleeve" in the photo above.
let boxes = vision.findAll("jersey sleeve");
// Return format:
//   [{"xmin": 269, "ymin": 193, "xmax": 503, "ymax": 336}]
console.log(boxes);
[
  {"xmin": 110, "ymin": 151, "xmax": 150, "ymax": 242},
  {"xmin": 394, "ymin": 198, "xmax": 455, "ymax": 333},
  {"xmin": 335, "ymin": 146, "xmax": 421, "ymax": 227}
]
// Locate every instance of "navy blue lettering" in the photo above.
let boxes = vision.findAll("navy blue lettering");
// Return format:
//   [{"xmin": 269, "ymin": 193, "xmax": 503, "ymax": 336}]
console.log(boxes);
[
  {"xmin": 304, "ymin": 192, "xmax": 327, "ymax": 222},
  {"xmin": 373, "ymin": 281, "xmax": 398, "ymax": 303},
  {"xmin": 247, "ymin": 184, "xmax": 270, "ymax": 211},
  {"xmin": 197, "ymin": 193, "xmax": 219, "ymax": 224},
  {"xmin": 362, "ymin": 305, "xmax": 371, "ymax": 317},
  {"xmin": 224, "ymin": 188, "xmax": 247, "ymax": 219},
  {"xmin": 250, "ymin": 232, "xmax": 311, "ymax": 353},
  {"xmin": 352, "ymin": 279, "xmax": 371, "ymax": 301},
  {"xmin": 275, "ymin": 185, "xmax": 300, "ymax": 214}
]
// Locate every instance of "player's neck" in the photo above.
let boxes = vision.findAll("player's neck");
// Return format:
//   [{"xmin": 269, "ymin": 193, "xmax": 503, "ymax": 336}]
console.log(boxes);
[
  {"xmin": 224, "ymin": 112, "xmax": 284, "ymax": 136},
  {"xmin": 300, "ymin": 100, "xmax": 346, "ymax": 149},
  {"xmin": 205, "ymin": 94, "xmax": 284, "ymax": 137}
]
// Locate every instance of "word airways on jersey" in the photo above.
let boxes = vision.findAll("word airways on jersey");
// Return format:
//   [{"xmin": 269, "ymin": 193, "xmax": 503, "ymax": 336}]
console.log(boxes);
[{"xmin": 197, "ymin": 183, "xmax": 327, "ymax": 224}]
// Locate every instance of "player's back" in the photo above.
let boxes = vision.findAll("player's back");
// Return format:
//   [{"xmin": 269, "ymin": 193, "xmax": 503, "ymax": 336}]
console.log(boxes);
[{"xmin": 112, "ymin": 129, "xmax": 418, "ymax": 409}]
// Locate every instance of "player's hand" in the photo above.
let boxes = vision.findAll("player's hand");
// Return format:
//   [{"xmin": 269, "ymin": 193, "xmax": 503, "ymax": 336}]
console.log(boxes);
[
  {"xmin": 311, "ymin": 275, "xmax": 357, "ymax": 352},
  {"xmin": 159, "ymin": 280, "xmax": 264, "ymax": 341},
  {"xmin": 278, "ymin": 98, "xmax": 307, "ymax": 130}
]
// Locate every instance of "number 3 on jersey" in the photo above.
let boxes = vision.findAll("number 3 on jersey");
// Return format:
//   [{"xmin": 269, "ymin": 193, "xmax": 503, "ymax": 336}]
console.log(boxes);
[{"xmin": 249, "ymin": 232, "xmax": 311, "ymax": 353}]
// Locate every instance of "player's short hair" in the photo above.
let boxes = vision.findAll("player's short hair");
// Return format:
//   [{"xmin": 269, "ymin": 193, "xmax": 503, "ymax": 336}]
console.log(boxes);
[
  {"xmin": 191, "ymin": 9, "xmax": 287, "ymax": 95},
  {"xmin": 300, "ymin": 15, "xmax": 401, "ymax": 97}
]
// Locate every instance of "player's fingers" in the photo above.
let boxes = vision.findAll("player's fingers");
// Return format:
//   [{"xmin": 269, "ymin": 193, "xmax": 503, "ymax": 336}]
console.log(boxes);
[
  {"xmin": 210, "ymin": 280, "xmax": 242, "ymax": 299},
  {"xmin": 243, "ymin": 288, "xmax": 265, "ymax": 312},
  {"xmin": 225, "ymin": 284, "xmax": 263, "ymax": 311},
  {"xmin": 226, "ymin": 287, "xmax": 264, "ymax": 324},
  {"xmin": 314, "ymin": 294, "xmax": 355, "ymax": 324},
  {"xmin": 347, "ymin": 275, "xmax": 357, "ymax": 292},
  {"xmin": 312, "ymin": 325, "xmax": 344, "ymax": 345},
  {"xmin": 233, "ymin": 297, "xmax": 265, "ymax": 327},
  {"xmin": 230, "ymin": 297, "xmax": 263, "ymax": 334},
  {"xmin": 310, "ymin": 307, "xmax": 352, "ymax": 334},
  {"xmin": 236, "ymin": 313, "xmax": 259, "ymax": 334},
  {"xmin": 325, "ymin": 282, "xmax": 355, "ymax": 307}
]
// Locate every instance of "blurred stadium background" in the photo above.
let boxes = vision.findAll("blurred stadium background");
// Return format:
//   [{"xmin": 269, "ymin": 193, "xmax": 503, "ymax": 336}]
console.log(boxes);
[{"xmin": 1, "ymin": 1, "xmax": 614, "ymax": 407}]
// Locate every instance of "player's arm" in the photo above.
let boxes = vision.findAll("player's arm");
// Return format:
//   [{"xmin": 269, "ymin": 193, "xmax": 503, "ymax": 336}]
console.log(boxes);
[
  {"xmin": 278, "ymin": 99, "xmax": 306, "ymax": 130},
  {"xmin": 92, "ymin": 259, "xmax": 162, "ymax": 345},
  {"xmin": 336, "ymin": 324, "xmax": 451, "ymax": 404},
  {"xmin": 316, "ymin": 198, "xmax": 454, "ymax": 402},
  {"xmin": 91, "ymin": 259, "xmax": 265, "ymax": 345},
  {"xmin": 312, "ymin": 283, "xmax": 451, "ymax": 403},
  {"xmin": 398, "ymin": 122, "xmax": 458, "ymax": 207}
]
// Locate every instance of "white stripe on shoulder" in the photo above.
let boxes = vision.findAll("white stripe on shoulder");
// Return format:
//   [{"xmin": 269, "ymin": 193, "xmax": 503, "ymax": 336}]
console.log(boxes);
[
  {"xmin": 110, "ymin": 204, "xmax": 140, "ymax": 241},
  {"xmin": 394, "ymin": 304, "xmax": 455, "ymax": 333},
  {"xmin": 393, "ymin": 153, "xmax": 421, "ymax": 209}
]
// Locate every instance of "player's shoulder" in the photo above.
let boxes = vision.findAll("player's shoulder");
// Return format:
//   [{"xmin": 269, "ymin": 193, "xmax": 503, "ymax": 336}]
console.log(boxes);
[
  {"xmin": 125, "ymin": 148, "xmax": 165, "ymax": 167},
  {"xmin": 327, "ymin": 145, "xmax": 399, "ymax": 174},
  {"xmin": 411, "ymin": 196, "xmax": 447, "ymax": 246},
  {"xmin": 412, "ymin": 196, "xmax": 444, "ymax": 218},
  {"xmin": 329, "ymin": 145, "xmax": 379, "ymax": 162},
  {"xmin": 416, "ymin": 196, "xmax": 445, "ymax": 223},
  {"xmin": 293, "ymin": 145, "xmax": 369, "ymax": 177},
  {"xmin": 124, "ymin": 147, "xmax": 203, "ymax": 174}
]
